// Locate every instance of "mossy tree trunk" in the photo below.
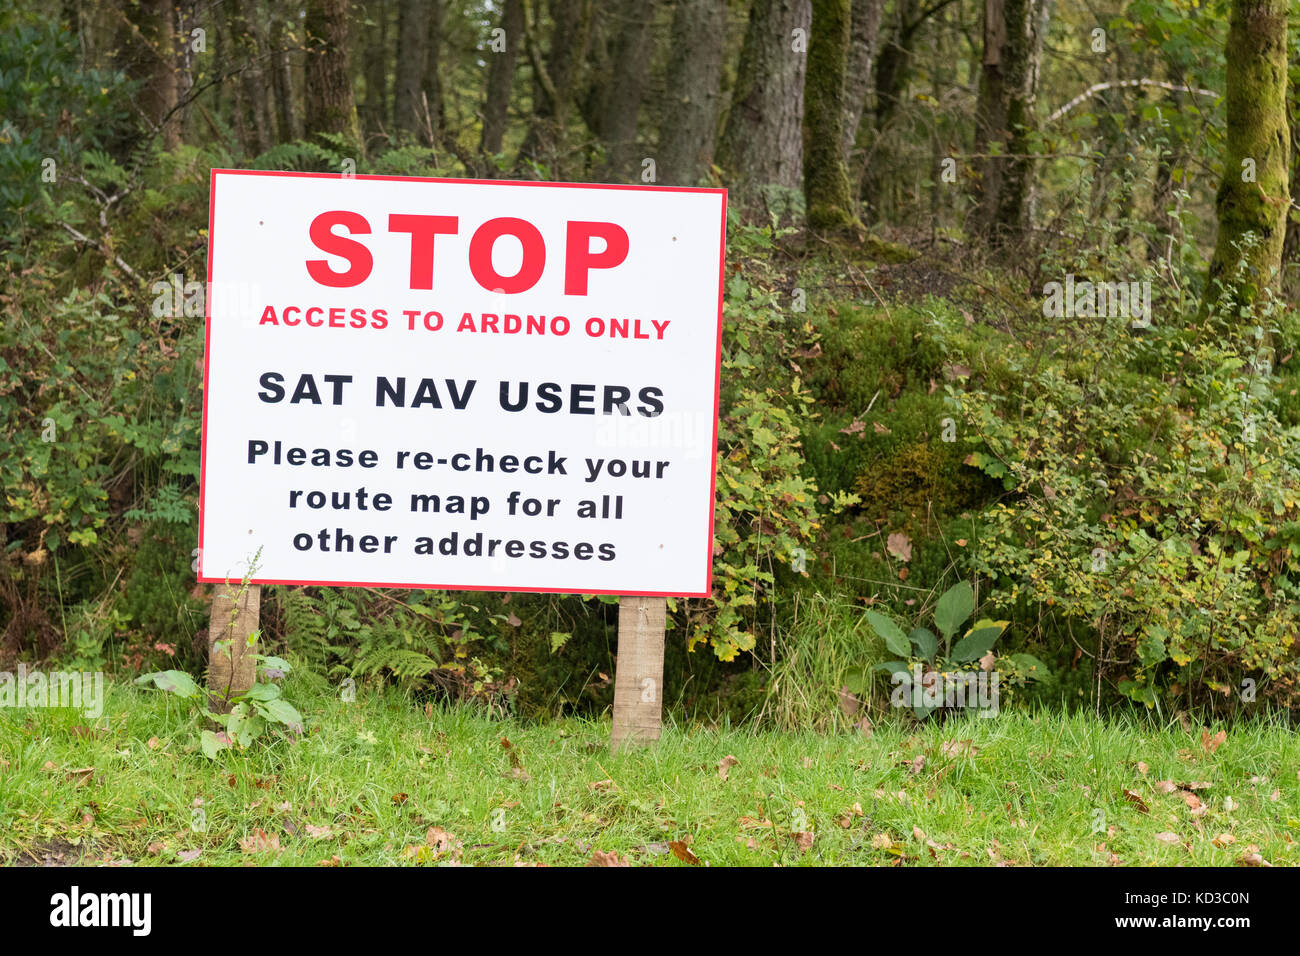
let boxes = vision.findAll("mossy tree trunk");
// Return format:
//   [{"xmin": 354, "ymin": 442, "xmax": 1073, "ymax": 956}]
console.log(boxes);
[
  {"xmin": 304, "ymin": 0, "xmax": 362, "ymax": 154},
  {"xmin": 971, "ymin": 0, "xmax": 1045, "ymax": 249},
  {"xmin": 1209, "ymin": 0, "xmax": 1289, "ymax": 310},
  {"xmin": 804, "ymin": 0, "xmax": 860, "ymax": 231},
  {"xmin": 718, "ymin": 0, "xmax": 810, "ymax": 205},
  {"xmin": 592, "ymin": 0, "xmax": 660, "ymax": 182},
  {"xmin": 840, "ymin": 0, "xmax": 885, "ymax": 171},
  {"xmin": 656, "ymin": 0, "xmax": 726, "ymax": 186},
  {"xmin": 480, "ymin": 0, "xmax": 524, "ymax": 160}
]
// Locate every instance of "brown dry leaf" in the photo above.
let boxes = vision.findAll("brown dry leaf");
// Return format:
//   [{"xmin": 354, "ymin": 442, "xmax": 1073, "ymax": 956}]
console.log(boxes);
[
  {"xmin": 238, "ymin": 828, "xmax": 280, "ymax": 855},
  {"xmin": 305, "ymin": 824, "xmax": 332, "ymax": 839},
  {"xmin": 838, "ymin": 686, "xmax": 861, "ymax": 718},
  {"xmin": 717, "ymin": 755, "xmax": 739, "ymax": 781},
  {"xmin": 1212, "ymin": 833, "xmax": 1236, "ymax": 848},
  {"xmin": 870, "ymin": 833, "xmax": 894, "ymax": 850},
  {"xmin": 146, "ymin": 737, "xmax": 161, "ymax": 751},
  {"xmin": 839, "ymin": 420, "xmax": 865, "ymax": 435},
  {"xmin": 1201, "ymin": 729, "xmax": 1226, "ymax": 754},
  {"xmin": 912, "ymin": 825, "xmax": 926, "ymax": 842},
  {"xmin": 837, "ymin": 803, "xmax": 864, "ymax": 828},
  {"xmin": 1181, "ymin": 791, "xmax": 1203, "ymax": 811},
  {"xmin": 906, "ymin": 755, "xmax": 926, "ymax": 774},
  {"xmin": 1153, "ymin": 780, "xmax": 1178, "ymax": 794},
  {"xmin": 978, "ymin": 651, "xmax": 996, "ymax": 672},
  {"xmin": 1135, "ymin": 761, "xmax": 1149, "ymax": 775},
  {"xmin": 943, "ymin": 363, "xmax": 972, "ymax": 380},
  {"xmin": 586, "ymin": 849, "xmax": 630, "ymax": 867},
  {"xmin": 146, "ymin": 841, "xmax": 165, "ymax": 855},
  {"xmin": 669, "ymin": 840, "xmax": 701, "ymax": 866},
  {"xmin": 65, "ymin": 767, "xmax": 95, "ymax": 787},
  {"xmin": 791, "ymin": 831, "xmax": 814, "ymax": 853},
  {"xmin": 1153, "ymin": 832, "xmax": 1181, "ymax": 845},
  {"xmin": 1237, "ymin": 847, "xmax": 1270, "ymax": 867},
  {"xmin": 587, "ymin": 778, "xmax": 616, "ymax": 792},
  {"xmin": 886, "ymin": 532, "xmax": 913, "ymax": 562},
  {"xmin": 1122, "ymin": 789, "xmax": 1149, "ymax": 814},
  {"xmin": 873, "ymin": 421, "xmax": 892, "ymax": 435},
  {"xmin": 941, "ymin": 739, "xmax": 977, "ymax": 758}
]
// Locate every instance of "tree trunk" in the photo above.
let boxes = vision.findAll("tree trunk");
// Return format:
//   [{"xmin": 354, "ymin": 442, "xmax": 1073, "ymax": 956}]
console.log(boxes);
[
  {"xmin": 481, "ymin": 0, "xmax": 524, "ymax": 159},
  {"xmin": 229, "ymin": 0, "xmax": 271, "ymax": 156},
  {"xmin": 840, "ymin": 0, "xmax": 885, "ymax": 167},
  {"xmin": 718, "ymin": 0, "xmax": 810, "ymax": 204},
  {"xmin": 361, "ymin": 0, "xmax": 390, "ymax": 142},
  {"xmin": 119, "ymin": 0, "xmax": 181, "ymax": 147},
  {"xmin": 971, "ymin": 0, "xmax": 1044, "ymax": 248},
  {"xmin": 518, "ymin": 0, "xmax": 593, "ymax": 176},
  {"xmin": 594, "ymin": 0, "xmax": 660, "ymax": 182},
  {"xmin": 804, "ymin": 0, "xmax": 859, "ymax": 230},
  {"xmin": 268, "ymin": 5, "xmax": 299, "ymax": 141},
  {"xmin": 304, "ymin": 0, "xmax": 361, "ymax": 151},
  {"xmin": 422, "ymin": 0, "xmax": 445, "ymax": 146},
  {"xmin": 655, "ymin": 0, "xmax": 726, "ymax": 186},
  {"xmin": 1208, "ymin": 0, "xmax": 1289, "ymax": 310},
  {"xmin": 392, "ymin": 0, "xmax": 430, "ymax": 137}
]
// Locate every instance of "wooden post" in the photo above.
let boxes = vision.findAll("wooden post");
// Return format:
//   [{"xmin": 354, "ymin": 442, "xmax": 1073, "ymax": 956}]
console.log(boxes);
[
  {"xmin": 207, "ymin": 584, "xmax": 261, "ymax": 712},
  {"xmin": 611, "ymin": 596, "xmax": 666, "ymax": 750}
]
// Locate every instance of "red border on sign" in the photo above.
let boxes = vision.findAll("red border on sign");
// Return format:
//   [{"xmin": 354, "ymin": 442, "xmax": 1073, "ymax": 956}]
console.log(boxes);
[{"xmin": 198, "ymin": 168, "xmax": 727, "ymax": 599}]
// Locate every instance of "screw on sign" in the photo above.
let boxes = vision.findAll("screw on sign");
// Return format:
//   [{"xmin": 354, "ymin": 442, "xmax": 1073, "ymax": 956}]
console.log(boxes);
[{"xmin": 202, "ymin": 171, "xmax": 726, "ymax": 748}]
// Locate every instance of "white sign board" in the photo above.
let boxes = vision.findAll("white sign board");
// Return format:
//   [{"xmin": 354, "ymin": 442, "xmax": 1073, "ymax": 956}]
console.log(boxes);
[{"xmin": 200, "ymin": 170, "xmax": 726, "ymax": 597}]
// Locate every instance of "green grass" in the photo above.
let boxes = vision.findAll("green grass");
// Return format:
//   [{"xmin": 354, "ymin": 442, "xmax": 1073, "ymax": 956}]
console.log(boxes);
[{"xmin": 1, "ymin": 679, "xmax": 1297, "ymax": 866}]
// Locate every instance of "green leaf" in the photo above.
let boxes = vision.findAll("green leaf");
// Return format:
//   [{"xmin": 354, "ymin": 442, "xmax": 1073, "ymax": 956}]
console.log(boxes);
[
  {"xmin": 200, "ymin": 730, "xmax": 228, "ymax": 760},
  {"xmin": 909, "ymin": 627, "xmax": 939, "ymax": 661},
  {"xmin": 865, "ymin": 610, "xmax": 912, "ymax": 657},
  {"xmin": 242, "ymin": 682, "xmax": 282, "ymax": 701},
  {"xmin": 549, "ymin": 631, "xmax": 571, "ymax": 653},
  {"xmin": 934, "ymin": 582, "xmax": 974, "ymax": 639},
  {"xmin": 260, "ymin": 697, "xmax": 303, "ymax": 727},
  {"xmin": 1009, "ymin": 653, "xmax": 1053, "ymax": 682},
  {"xmin": 136, "ymin": 669, "xmax": 200, "ymax": 699},
  {"xmin": 843, "ymin": 666, "xmax": 868, "ymax": 695},
  {"xmin": 874, "ymin": 660, "xmax": 912, "ymax": 679},
  {"xmin": 951, "ymin": 623, "xmax": 1004, "ymax": 663}
]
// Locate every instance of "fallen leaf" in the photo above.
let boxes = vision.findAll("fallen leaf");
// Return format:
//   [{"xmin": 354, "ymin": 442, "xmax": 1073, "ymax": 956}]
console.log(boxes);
[
  {"xmin": 873, "ymin": 421, "xmax": 892, "ymax": 434},
  {"xmin": 978, "ymin": 650, "xmax": 996, "ymax": 672},
  {"xmin": 1181, "ymin": 792, "xmax": 1203, "ymax": 811},
  {"xmin": 305, "ymin": 824, "xmax": 332, "ymax": 839},
  {"xmin": 1122, "ymin": 789, "xmax": 1149, "ymax": 814},
  {"xmin": 586, "ymin": 850, "xmax": 630, "ymax": 867},
  {"xmin": 839, "ymin": 420, "xmax": 865, "ymax": 435},
  {"xmin": 791, "ymin": 831, "xmax": 814, "ymax": 853},
  {"xmin": 870, "ymin": 833, "xmax": 894, "ymax": 849},
  {"xmin": 1153, "ymin": 832, "xmax": 1181, "ymax": 845},
  {"xmin": 941, "ymin": 739, "xmax": 977, "ymax": 758},
  {"xmin": 1212, "ymin": 833, "xmax": 1236, "ymax": 847},
  {"xmin": 887, "ymin": 531, "xmax": 913, "ymax": 562},
  {"xmin": 146, "ymin": 737, "xmax": 161, "ymax": 750},
  {"xmin": 238, "ymin": 828, "xmax": 280, "ymax": 854},
  {"xmin": 1201, "ymin": 729, "xmax": 1226, "ymax": 754},
  {"xmin": 392, "ymin": 792, "xmax": 409, "ymax": 805},
  {"xmin": 1153, "ymin": 780, "xmax": 1178, "ymax": 794},
  {"xmin": 178, "ymin": 849, "xmax": 201, "ymax": 863},
  {"xmin": 587, "ymin": 778, "xmax": 616, "ymax": 792},
  {"xmin": 717, "ymin": 755, "xmax": 739, "ymax": 781},
  {"xmin": 1135, "ymin": 761, "xmax": 1148, "ymax": 775},
  {"xmin": 912, "ymin": 825, "xmax": 926, "ymax": 841},
  {"xmin": 838, "ymin": 686, "xmax": 861, "ymax": 718},
  {"xmin": 669, "ymin": 840, "xmax": 701, "ymax": 866}
]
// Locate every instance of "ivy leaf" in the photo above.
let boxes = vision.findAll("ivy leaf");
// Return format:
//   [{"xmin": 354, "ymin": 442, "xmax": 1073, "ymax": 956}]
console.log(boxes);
[
  {"xmin": 934, "ymin": 582, "xmax": 975, "ymax": 639},
  {"xmin": 865, "ymin": 610, "xmax": 912, "ymax": 657}
]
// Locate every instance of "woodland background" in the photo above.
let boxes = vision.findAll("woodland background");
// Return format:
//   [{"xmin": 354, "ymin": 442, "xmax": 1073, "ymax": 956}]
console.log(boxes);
[{"xmin": 3, "ymin": 0, "xmax": 1300, "ymax": 727}]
